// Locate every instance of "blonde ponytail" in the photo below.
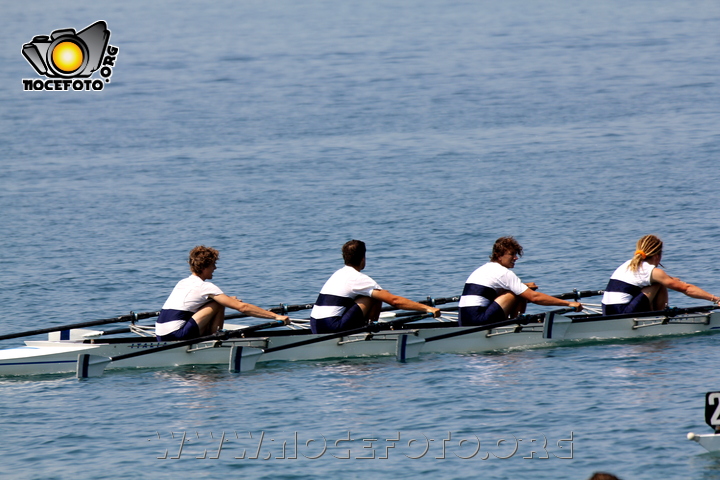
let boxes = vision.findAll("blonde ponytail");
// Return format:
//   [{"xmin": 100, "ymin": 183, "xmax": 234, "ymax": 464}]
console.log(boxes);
[{"xmin": 628, "ymin": 235, "xmax": 663, "ymax": 272}]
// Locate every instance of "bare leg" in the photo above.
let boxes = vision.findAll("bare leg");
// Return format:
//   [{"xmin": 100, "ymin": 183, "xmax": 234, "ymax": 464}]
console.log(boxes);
[
  {"xmin": 355, "ymin": 296, "xmax": 381, "ymax": 323},
  {"xmin": 192, "ymin": 301, "xmax": 225, "ymax": 336},
  {"xmin": 642, "ymin": 284, "xmax": 668, "ymax": 310},
  {"xmin": 495, "ymin": 291, "xmax": 524, "ymax": 318},
  {"xmin": 511, "ymin": 297, "xmax": 528, "ymax": 317},
  {"xmin": 654, "ymin": 285, "xmax": 669, "ymax": 309}
]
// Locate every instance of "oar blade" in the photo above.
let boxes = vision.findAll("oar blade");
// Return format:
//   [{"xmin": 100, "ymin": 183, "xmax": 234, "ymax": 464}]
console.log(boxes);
[
  {"xmin": 395, "ymin": 334, "xmax": 425, "ymax": 363},
  {"xmin": 76, "ymin": 354, "xmax": 111, "ymax": 379},
  {"xmin": 228, "ymin": 346, "xmax": 263, "ymax": 373}
]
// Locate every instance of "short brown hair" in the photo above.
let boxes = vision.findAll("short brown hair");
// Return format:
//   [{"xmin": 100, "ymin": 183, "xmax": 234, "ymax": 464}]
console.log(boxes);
[
  {"xmin": 342, "ymin": 240, "xmax": 366, "ymax": 267},
  {"xmin": 490, "ymin": 236, "xmax": 523, "ymax": 262},
  {"xmin": 188, "ymin": 245, "xmax": 219, "ymax": 275}
]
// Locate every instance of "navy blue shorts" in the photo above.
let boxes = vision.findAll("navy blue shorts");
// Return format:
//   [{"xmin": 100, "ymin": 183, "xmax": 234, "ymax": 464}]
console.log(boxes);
[
  {"xmin": 156, "ymin": 309, "xmax": 201, "ymax": 341},
  {"xmin": 602, "ymin": 293, "xmax": 651, "ymax": 316},
  {"xmin": 458, "ymin": 301, "xmax": 507, "ymax": 326},
  {"xmin": 310, "ymin": 303, "xmax": 366, "ymax": 334}
]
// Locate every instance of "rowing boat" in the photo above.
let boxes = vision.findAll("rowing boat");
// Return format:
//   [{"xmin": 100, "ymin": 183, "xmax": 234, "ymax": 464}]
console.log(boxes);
[
  {"xmin": 1, "ymin": 299, "xmax": 718, "ymax": 378},
  {"xmin": 688, "ymin": 392, "xmax": 720, "ymax": 453}
]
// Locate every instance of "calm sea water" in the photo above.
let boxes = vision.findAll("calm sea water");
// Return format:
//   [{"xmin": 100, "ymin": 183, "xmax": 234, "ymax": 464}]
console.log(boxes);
[{"xmin": 2, "ymin": 0, "xmax": 720, "ymax": 478}]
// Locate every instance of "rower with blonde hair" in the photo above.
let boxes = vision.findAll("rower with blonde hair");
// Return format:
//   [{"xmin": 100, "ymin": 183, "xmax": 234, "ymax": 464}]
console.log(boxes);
[{"xmin": 601, "ymin": 234, "xmax": 720, "ymax": 315}]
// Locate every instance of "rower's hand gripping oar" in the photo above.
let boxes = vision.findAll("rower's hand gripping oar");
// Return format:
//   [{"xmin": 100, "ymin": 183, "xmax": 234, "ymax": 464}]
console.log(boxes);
[
  {"xmin": 76, "ymin": 319, "xmax": 287, "ymax": 378},
  {"xmin": 225, "ymin": 302, "xmax": 315, "ymax": 321},
  {"xmin": 226, "ymin": 295, "xmax": 461, "ymax": 321}
]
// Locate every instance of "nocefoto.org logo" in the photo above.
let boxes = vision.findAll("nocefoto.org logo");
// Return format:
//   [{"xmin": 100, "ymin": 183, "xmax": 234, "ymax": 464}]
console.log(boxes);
[{"xmin": 22, "ymin": 20, "xmax": 119, "ymax": 91}]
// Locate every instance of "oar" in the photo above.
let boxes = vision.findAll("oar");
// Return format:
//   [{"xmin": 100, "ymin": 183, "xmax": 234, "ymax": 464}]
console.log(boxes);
[
  {"xmin": 261, "ymin": 310, "xmax": 437, "ymax": 355},
  {"xmin": 421, "ymin": 304, "xmax": 719, "ymax": 345},
  {"xmin": 394, "ymin": 307, "xmax": 573, "ymax": 360},
  {"xmin": 225, "ymin": 302, "xmax": 316, "ymax": 321},
  {"xmin": 224, "ymin": 295, "xmax": 462, "ymax": 320},
  {"xmin": 539, "ymin": 304, "xmax": 720, "ymax": 339},
  {"xmin": 224, "ymin": 289, "xmax": 594, "ymax": 328},
  {"xmin": 423, "ymin": 307, "xmax": 577, "ymax": 344},
  {"xmin": 76, "ymin": 319, "xmax": 287, "ymax": 378},
  {"xmin": 0, "ymin": 310, "xmax": 161, "ymax": 342},
  {"xmin": 553, "ymin": 289, "xmax": 604, "ymax": 301},
  {"xmin": 4, "ymin": 291, "xmax": 592, "ymax": 343},
  {"xmin": 567, "ymin": 304, "xmax": 720, "ymax": 323},
  {"xmin": 414, "ymin": 295, "xmax": 460, "ymax": 307}
]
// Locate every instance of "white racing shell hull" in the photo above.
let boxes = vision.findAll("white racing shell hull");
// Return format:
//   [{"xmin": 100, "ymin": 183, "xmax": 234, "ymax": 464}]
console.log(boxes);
[
  {"xmin": 420, "ymin": 310, "xmax": 720, "ymax": 354},
  {"xmin": 688, "ymin": 432, "xmax": 720, "ymax": 453},
  {"xmin": 0, "ymin": 310, "xmax": 718, "ymax": 376},
  {"xmin": 0, "ymin": 330, "xmax": 421, "ymax": 376}
]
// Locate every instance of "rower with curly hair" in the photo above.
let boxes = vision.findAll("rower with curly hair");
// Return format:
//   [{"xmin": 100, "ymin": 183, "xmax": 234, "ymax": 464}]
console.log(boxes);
[
  {"xmin": 601, "ymin": 234, "xmax": 720, "ymax": 315},
  {"xmin": 458, "ymin": 236, "xmax": 582, "ymax": 326},
  {"xmin": 155, "ymin": 245, "xmax": 289, "ymax": 341}
]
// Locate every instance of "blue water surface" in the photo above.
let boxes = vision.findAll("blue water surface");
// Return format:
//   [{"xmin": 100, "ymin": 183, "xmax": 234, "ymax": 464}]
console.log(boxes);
[{"xmin": 2, "ymin": 0, "xmax": 720, "ymax": 478}]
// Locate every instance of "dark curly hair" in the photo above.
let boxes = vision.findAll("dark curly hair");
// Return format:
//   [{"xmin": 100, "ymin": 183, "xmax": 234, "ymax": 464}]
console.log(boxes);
[
  {"xmin": 490, "ymin": 236, "xmax": 523, "ymax": 262},
  {"xmin": 188, "ymin": 245, "xmax": 219, "ymax": 275}
]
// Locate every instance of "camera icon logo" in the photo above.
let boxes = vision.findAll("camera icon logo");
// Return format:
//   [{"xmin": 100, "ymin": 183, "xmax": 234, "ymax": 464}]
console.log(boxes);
[{"xmin": 22, "ymin": 21, "xmax": 110, "ymax": 78}]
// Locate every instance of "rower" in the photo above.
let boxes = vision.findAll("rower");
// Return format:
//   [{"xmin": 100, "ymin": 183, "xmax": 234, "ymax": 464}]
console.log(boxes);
[
  {"xmin": 155, "ymin": 245, "xmax": 289, "ymax": 341},
  {"xmin": 458, "ymin": 236, "xmax": 582, "ymax": 326},
  {"xmin": 601, "ymin": 234, "xmax": 720, "ymax": 315},
  {"xmin": 309, "ymin": 240, "xmax": 440, "ymax": 334}
]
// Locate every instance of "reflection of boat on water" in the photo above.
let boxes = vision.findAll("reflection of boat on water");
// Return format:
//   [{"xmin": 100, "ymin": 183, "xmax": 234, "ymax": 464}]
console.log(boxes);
[{"xmin": 1, "ymin": 302, "xmax": 718, "ymax": 378}]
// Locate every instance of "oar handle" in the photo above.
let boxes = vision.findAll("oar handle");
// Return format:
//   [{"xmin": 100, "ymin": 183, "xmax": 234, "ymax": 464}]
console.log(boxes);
[
  {"xmin": 380, "ymin": 307, "xmax": 456, "ymax": 319},
  {"xmin": 377, "ymin": 296, "xmax": 460, "ymax": 312},
  {"xmin": 548, "ymin": 306, "xmax": 581, "ymax": 316},
  {"xmin": 225, "ymin": 303, "xmax": 315, "ymax": 320},
  {"xmin": 0, "ymin": 310, "xmax": 160, "ymax": 342},
  {"xmin": 553, "ymin": 289, "xmax": 604, "ymax": 300},
  {"xmin": 418, "ymin": 296, "xmax": 460, "ymax": 307}
]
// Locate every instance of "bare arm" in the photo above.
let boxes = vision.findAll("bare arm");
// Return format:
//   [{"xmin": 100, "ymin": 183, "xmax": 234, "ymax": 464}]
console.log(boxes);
[
  {"xmin": 370, "ymin": 289, "xmax": 441, "ymax": 317},
  {"xmin": 211, "ymin": 294, "xmax": 290, "ymax": 323},
  {"xmin": 651, "ymin": 269, "xmax": 720, "ymax": 304},
  {"xmin": 520, "ymin": 289, "xmax": 582, "ymax": 311}
]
